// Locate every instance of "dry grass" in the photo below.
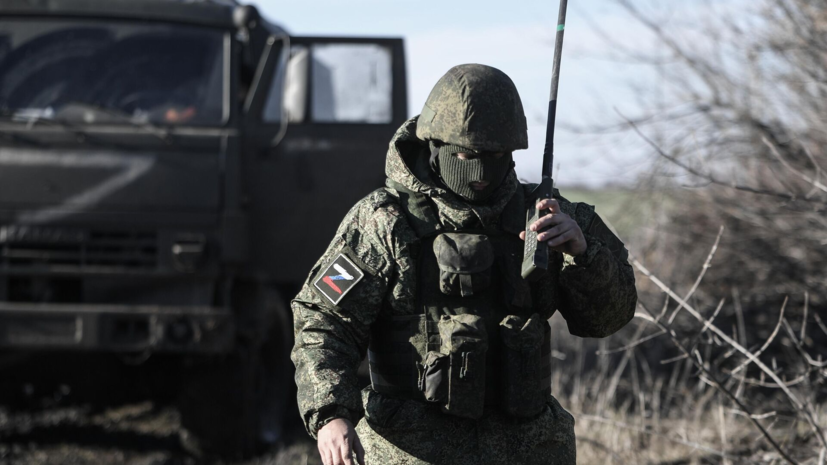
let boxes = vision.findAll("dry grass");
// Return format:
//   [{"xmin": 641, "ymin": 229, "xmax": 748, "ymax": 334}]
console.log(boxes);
[
  {"xmin": 541, "ymin": 226, "xmax": 827, "ymax": 464},
  {"xmin": 548, "ymin": 307, "xmax": 826, "ymax": 465},
  {"xmin": 556, "ymin": 1, "xmax": 827, "ymax": 462}
]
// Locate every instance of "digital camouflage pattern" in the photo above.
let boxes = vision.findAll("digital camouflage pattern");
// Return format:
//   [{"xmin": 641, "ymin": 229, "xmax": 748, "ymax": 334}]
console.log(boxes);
[
  {"xmin": 416, "ymin": 64, "xmax": 529, "ymax": 153},
  {"xmin": 355, "ymin": 389, "xmax": 575, "ymax": 464},
  {"xmin": 291, "ymin": 115, "xmax": 637, "ymax": 464}
]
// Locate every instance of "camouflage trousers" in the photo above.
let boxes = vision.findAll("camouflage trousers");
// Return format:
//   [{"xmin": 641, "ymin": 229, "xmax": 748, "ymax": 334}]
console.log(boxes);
[{"xmin": 355, "ymin": 388, "xmax": 576, "ymax": 465}]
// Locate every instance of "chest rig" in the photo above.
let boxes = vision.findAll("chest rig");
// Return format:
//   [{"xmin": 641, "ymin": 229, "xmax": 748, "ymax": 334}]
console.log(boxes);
[{"xmin": 368, "ymin": 182, "xmax": 553, "ymax": 419}]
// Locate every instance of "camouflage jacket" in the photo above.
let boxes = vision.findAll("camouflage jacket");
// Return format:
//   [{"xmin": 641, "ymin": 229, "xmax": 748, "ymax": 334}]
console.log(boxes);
[{"xmin": 291, "ymin": 117, "xmax": 637, "ymax": 438}]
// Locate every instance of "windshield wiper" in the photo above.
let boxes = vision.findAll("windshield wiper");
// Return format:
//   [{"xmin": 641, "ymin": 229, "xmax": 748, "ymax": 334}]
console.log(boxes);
[
  {"xmin": 0, "ymin": 107, "xmax": 100, "ymax": 146},
  {"xmin": 57, "ymin": 102, "xmax": 176, "ymax": 145}
]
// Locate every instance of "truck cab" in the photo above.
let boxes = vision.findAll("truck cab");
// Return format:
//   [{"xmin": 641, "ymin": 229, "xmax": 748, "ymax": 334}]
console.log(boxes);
[{"xmin": 0, "ymin": 0, "xmax": 407, "ymax": 458}]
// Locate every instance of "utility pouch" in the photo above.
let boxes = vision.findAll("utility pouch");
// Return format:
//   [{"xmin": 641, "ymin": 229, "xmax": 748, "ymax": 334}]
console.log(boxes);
[
  {"xmin": 499, "ymin": 314, "xmax": 547, "ymax": 417},
  {"xmin": 433, "ymin": 233, "xmax": 494, "ymax": 297},
  {"xmin": 438, "ymin": 314, "xmax": 488, "ymax": 419},
  {"xmin": 418, "ymin": 351, "xmax": 449, "ymax": 402}
]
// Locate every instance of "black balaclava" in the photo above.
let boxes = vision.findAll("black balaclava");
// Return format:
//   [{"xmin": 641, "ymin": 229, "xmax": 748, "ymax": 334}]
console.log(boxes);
[{"xmin": 429, "ymin": 142, "xmax": 513, "ymax": 203}]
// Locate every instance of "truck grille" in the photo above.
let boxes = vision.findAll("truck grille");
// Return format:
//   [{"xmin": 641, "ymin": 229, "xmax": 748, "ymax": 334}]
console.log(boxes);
[{"xmin": 0, "ymin": 227, "xmax": 158, "ymax": 271}]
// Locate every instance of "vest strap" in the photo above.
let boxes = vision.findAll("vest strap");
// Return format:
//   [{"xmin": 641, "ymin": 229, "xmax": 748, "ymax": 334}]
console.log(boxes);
[{"xmin": 386, "ymin": 181, "xmax": 442, "ymax": 238}]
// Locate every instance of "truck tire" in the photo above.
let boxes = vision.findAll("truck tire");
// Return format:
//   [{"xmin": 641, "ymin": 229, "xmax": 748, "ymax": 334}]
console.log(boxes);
[{"xmin": 177, "ymin": 281, "xmax": 293, "ymax": 460}]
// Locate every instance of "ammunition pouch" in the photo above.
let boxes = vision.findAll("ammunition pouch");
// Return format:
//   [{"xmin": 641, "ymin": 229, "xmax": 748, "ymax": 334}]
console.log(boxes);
[
  {"xmin": 368, "ymin": 314, "xmax": 552, "ymax": 420},
  {"xmin": 418, "ymin": 351, "xmax": 448, "ymax": 402},
  {"xmin": 368, "ymin": 315, "xmax": 433, "ymax": 399},
  {"xmin": 499, "ymin": 314, "xmax": 551, "ymax": 417},
  {"xmin": 368, "ymin": 314, "xmax": 490, "ymax": 419},
  {"xmin": 437, "ymin": 314, "xmax": 488, "ymax": 419},
  {"xmin": 433, "ymin": 233, "xmax": 494, "ymax": 297}
]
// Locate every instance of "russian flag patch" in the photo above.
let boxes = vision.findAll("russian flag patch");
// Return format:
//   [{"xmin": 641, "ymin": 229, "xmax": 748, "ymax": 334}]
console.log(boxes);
[{"xmin": 313, "ymin": 253, "xmax": 365, "ymax": 305}]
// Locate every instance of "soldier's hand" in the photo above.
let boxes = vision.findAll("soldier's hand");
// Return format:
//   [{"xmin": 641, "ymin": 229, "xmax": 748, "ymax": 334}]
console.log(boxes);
[
  {"xmin": 318, "ymin": 418, "xmax": 365, "ymax": 465},
  {"xmin": 520, "ymin": 198, "xmax": 587, "ymax": 256}
]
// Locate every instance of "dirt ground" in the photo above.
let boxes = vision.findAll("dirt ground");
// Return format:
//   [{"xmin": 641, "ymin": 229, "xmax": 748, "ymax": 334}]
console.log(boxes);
[
  {"xmin": 0, "ymin": 400, "xmax": 323, "ymax": 465},
  {"xmin": 0, "ymin": 351, "xmax": 326, "ymax": 465}
]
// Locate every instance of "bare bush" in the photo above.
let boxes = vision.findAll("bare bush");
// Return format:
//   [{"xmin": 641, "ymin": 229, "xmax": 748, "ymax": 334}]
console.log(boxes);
[
  {"xmin": 549, "ymin": 0, "xmax": 827, "ymax": 462},
  {"xmin": 612, "ymin": 0, "xmax": 827, "ymax": 308}
]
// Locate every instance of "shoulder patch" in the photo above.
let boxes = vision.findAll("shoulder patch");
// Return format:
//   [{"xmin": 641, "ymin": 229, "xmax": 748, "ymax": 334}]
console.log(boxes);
[{"xmin": 313, "ymin": 253, "xmax": 365, "ymax": 305}]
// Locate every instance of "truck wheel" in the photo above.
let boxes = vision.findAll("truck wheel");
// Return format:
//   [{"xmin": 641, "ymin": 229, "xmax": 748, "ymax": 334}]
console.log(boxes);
[{"xmin": 177, "ymin": 282, "xmax": 293, "ymax": 460}]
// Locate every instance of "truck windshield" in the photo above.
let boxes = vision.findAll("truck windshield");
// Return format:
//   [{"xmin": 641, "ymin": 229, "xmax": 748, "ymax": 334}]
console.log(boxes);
[{"xmin": 0, "ymin": 19, "xmax": 226, "ymax": 126}]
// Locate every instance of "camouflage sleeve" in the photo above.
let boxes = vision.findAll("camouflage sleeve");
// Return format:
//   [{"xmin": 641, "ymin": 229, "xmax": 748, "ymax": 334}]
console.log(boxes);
[
  {"xmin": 556, "ymin": 209, "xmax": 638, "ymax": 338},
  {"xmin": 290, "ymin": 191, "xmax": 403, "ymax": 438}
]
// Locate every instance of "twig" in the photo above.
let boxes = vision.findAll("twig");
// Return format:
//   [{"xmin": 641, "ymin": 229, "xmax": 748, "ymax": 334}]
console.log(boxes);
[
  {"xmin": 621, "ymin": 114, "xmax": 827, "ymax": 204},
  {"xmin": 729, "ymin": 409, "xmax": 778, "ymax": 420},
  {"xmin": 719, "ymin": 400, "xmax": 730, "ymax": 465},
  {"xmin": 814, "ymin": 313, "xmax": 827, "ymax": 338},
  {"xmin": 693, "ymin": 298, "xmax": 727, "ymax": 342},
  {"xmin": 660, "ymin": 353, "xmax": 689, "ymax": 365},
  {"xmin": 728, "ymin": 297, "xmax": 788, "ymax": 377},
  {"xmin": 732, "ymin": 288, "xmax": 747, "ymax": 347},
  {"xmin": 578, "ymin": 414, "xmax": 737, "ymax": 459},
  {"xmin": 604, "ymin": 325, "xmax": 640, "ymax": 403},
  {"xmin": 782, "ymin": 318, "xmax": 827, "ymax": 368},
  {"xmin": 636, "ymin": 301, "xmax": 799, "ymax": 465},
  {"xmin": 753, "ymin": 417, "xmax": 781, "ymax": 449},
  {"xmin": 668, "ymin": 226, "xmax": 725, "ymax": 324},
  {"xmin": 762, "ymin": 136, "xmax": 827, "ymax": 194},
  {"xmin": 658, "ymin": 294, "xmax": 670, "ymax": 322},
  {"xmin": 634, "ymin": 259, "xmax": 827, "ymax": 451},
  {"xmin": 732, "ymin": 287, "xmax": 747, "ymax": 399},
  {"xmin": 598, "ymin": 329, "xmax": 666, "ymax": 355},
  {"xmin": 800, "ymin": 292, "xmax": 808, "ymax": 344},
  {"xmin": 722, "ymin": 369, "xmax": 808, "ymax": 389}
]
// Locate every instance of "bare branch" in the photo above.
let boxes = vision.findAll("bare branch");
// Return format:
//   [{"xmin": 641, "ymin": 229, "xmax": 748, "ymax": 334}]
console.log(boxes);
[
  {"xmin": 728, "ymin": 297, "xmax": 788, "ymax": 377},
  {"xmin": 729, "ymin": 409, "xmax": 779, "ymax": 420},
  {"xmin": 722, "ymin": 369, "xmax": 809, "ymax": 389},
  {"xmin": 668, "ymin": 227, "xmax": 725, "ymax": 324},
  {"xmin": 800, "ymin": 292, "xmax": 809, "ymax": 344},
  {"xmin": 815, "ymin": 313, "xmax": 827, "ymax": 338},
  {"xmin": 597, "ymin": 328, "xmax": 666, "ymax": 355},
  {"xmin": 660, "ymin": 353, "xmax": 689, "ymax": 365},
  {"xmin": 622, "ymin": 113, "xmax": 827, "ymax": 204},
  {"xmin": 763, "ymin": 136, "xmax": 827, "ymax": 194},
  {"xmin": 637, "ymin": 301, "xmax": 799, "ymax": 465},
  {"xmin": 633, "ymin": 259, "xmax": 827, "ymax": 450},
  {"xmin": 782, "ymin": 318, "xmax": 827, "ymax": 368}
]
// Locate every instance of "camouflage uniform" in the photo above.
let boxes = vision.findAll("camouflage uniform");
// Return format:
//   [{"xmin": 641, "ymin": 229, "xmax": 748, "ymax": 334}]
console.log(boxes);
[{"xmin": 292, "ymin": 67, "xmax": 637, "ymax": 465}]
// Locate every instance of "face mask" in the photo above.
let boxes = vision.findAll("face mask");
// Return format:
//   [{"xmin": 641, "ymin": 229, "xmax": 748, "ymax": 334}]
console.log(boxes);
[{"xmin": 435, "ymin": 145, "xmax": 513, "ymax": 202}]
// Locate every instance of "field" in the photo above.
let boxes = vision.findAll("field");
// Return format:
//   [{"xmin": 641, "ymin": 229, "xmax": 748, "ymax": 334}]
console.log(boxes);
[{"xmin": 1, "ymin": 187, "xmax": 824, "ymax": 465}]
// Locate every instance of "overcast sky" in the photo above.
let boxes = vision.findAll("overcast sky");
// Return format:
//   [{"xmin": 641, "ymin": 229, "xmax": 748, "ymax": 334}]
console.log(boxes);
[{"xmin": 253, "ymin": 0, "xmax": 714, "ymax": 188}]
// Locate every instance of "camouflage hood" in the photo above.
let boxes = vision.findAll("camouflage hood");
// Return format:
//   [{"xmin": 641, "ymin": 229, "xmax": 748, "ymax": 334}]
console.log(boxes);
[{"xmin": 385, "ymin": 116, "xmax": 519, "ymax": 229}]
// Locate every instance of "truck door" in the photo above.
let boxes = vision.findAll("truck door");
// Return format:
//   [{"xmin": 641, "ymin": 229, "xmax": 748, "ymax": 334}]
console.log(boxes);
[{"xmin": 243, "ymin": 36, "xmax": 407, "ymax": 283}]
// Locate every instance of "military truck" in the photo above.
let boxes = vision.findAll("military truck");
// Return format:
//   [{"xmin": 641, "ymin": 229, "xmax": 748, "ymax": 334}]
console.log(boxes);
[{"xmin": 0, "ymin": 0, "xmax": 407, "ymax": 458}]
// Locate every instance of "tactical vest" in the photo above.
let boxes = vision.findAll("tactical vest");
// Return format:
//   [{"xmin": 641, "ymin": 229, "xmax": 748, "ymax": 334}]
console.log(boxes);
[{"xmin": 368, "ymin": 181, "xmax": 554, "ymax": 419}]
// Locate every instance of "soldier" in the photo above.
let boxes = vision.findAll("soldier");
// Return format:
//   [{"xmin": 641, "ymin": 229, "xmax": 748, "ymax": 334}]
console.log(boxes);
[{"xmin": 291, "ymin": 64, "xmax": 637, "ymax": 465}]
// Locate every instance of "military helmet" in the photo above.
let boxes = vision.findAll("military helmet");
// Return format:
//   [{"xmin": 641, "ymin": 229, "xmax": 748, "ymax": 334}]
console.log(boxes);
[{"xmin": 416, "ymin": 64, "xmax": 528, "ymax": 153}]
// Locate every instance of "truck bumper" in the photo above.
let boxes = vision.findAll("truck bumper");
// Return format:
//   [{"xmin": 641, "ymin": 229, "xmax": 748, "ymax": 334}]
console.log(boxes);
[{"xmin": 0, "ymin": 302, "xmax": 234, "ymax": 353}]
